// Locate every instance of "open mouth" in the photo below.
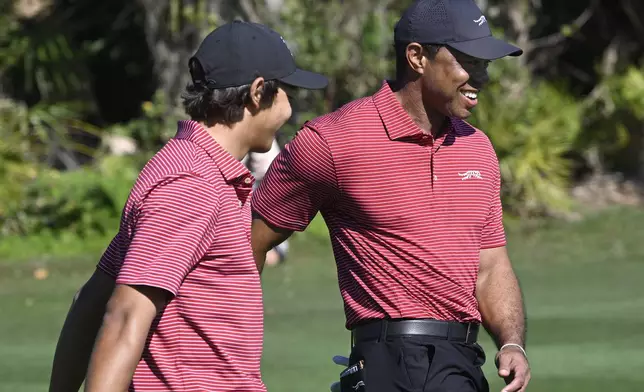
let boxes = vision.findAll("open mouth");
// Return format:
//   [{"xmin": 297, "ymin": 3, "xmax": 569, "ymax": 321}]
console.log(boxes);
[
  {"xmin": 461, "ymin": 91, "xmax": 478, "ymax": 100},
  {"xmin": 460, "ymin": 89, "xmax": 479, "ymax": 107}
]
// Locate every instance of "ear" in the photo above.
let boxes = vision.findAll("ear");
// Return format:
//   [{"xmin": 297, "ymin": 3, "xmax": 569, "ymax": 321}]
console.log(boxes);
[
  {"xmin": 406, "ymin": 43, "xmax": 427, "ymax": 75},
  {"xmin": 249, "ymin": 77, "xmax": 265, "ymax": 109}
]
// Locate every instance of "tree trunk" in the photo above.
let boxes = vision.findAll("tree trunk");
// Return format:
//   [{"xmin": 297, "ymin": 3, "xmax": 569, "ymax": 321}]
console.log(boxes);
[
  {"xmin": 136, "ymin": 0, "xmax": 282, "ymax": 109},
  {"xmin": 137, "ymin": 0, "xmax": 201, "ymax": 109}
]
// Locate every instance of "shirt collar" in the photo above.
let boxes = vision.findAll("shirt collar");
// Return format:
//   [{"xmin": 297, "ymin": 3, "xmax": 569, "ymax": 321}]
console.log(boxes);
[
  {"xmin": 372, "ymin": 81, "xmax": 454, "ymax": 142},
  {"xmin": 174, "ymin": 120, "xmax": 252, "ymax": 184}
]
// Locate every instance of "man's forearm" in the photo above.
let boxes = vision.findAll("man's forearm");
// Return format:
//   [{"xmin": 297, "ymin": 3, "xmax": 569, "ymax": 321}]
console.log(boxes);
[
  {"xmin": 251, "ymin": 216, "xmax": 293, "ymax": 274},
  {"xmin": 49, "ymin": 270, "xmax": 114, "ymax": 392},
  {"xmin": 84, "ymin": 310, "xmax": 151, "ymax": 392},
  {"xmin": 84, "ymin": 284, "xmax": 164, "ymax": 392},
  {"xmin": 476, "ymin": 259, "xmax": 526, "ymax": 348}
]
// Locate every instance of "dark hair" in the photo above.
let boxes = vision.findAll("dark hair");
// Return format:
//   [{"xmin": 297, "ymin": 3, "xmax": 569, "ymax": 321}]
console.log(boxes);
[
  {"xmin": 394, "ymin": 43, "xmax": 441, "ymax": 81},
  {"xmin": 181, "ymin": 79, "xmax": 280, "ymax": 125}
]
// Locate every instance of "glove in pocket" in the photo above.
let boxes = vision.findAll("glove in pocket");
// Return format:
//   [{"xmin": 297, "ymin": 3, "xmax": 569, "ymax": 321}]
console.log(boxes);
[{"xmin": 339, "ymin": 360, "xmax": 366, "ymax": 392}]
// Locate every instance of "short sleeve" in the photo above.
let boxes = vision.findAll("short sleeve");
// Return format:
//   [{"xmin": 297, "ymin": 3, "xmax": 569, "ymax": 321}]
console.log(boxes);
[
  {"xmin": 116, "ymin": 175, "xmax": 220, "ymax": 296},
  {"xmin": 480, "ymin": 161, "xmax": 506, "ymax": 249},
  {"xmin": 251, "ymin": 126, "xmax": 338, "ymax": 232}
]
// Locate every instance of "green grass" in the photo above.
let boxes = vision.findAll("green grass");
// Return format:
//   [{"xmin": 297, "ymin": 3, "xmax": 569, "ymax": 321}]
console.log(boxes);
[{"xmin": 1, "ymin": 206, "xmax": 643, "ymax": 391}]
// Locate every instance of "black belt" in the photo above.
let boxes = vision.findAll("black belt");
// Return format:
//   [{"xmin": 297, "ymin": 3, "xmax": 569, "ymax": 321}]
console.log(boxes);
[{"xmin": 352, "ymin": 319, "xmax": 479, "ymax": 344}]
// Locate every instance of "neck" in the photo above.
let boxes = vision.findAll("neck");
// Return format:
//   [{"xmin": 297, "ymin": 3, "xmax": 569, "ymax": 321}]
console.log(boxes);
[
  {"xmin": 201, "ymin": 121, "xmax": 250, "ymax": 160},
  {"xmin": 391, "ymin": 80, "xmax": 446, "ymax": 137}
]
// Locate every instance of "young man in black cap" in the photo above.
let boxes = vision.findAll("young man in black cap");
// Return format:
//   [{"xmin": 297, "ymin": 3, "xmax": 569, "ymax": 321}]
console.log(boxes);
[
  {"xmin": 251, "ymin": 1, "xmax": 530, "ymax": 391},
  {"xmin": 48, "ymin": 21, "xmax": 326, "ymax": 392}
]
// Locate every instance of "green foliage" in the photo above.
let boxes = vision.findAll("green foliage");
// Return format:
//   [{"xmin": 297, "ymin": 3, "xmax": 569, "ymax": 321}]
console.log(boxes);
[
  {"xmin": 611, "ymin": 66, "xmax": 644, "ymax": 120},
  {"xmin": 179, "ymin": 0, "xmax": 219, "ymax": 28},
  {"xmin": 0, "ymin": 4, "xmax": 93, "ymax": 103},
  {"xmin": 470, "ymin": 61, "xmax": 582, "ymax": 217},
  {"xmin": 0, "ymin": 89, "xmax": 146, "ymax": 239},
  {"xmin": 279, "ymin": 0, "xmax": 399, "ymax": 140},
  {"xmin": 0, "ymin": 97, "xmax": 101, "ymax": 233},
  {"xmin": 1, "ymin": 154, "xmax": 145, "ymax": 237},
  {"xmin": 2, "ymin": 0, "xmax": 644, "ymax": 246},
  {"xmin": 108, "ymin": 90, "xmax": 185, "ymax": 151},
  {"xmin": 575, "ymin": 65, "xmax": 644, "ymax": 175},
  {"xmin": 0, "ymin": 2, "xmax": 102, "ymax": 237}
]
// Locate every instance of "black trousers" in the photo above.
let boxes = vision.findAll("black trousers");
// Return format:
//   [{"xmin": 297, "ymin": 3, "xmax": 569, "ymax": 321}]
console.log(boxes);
[{"xmin": 349, "ymin": 335, "xmax": 490, "ymax": 392}]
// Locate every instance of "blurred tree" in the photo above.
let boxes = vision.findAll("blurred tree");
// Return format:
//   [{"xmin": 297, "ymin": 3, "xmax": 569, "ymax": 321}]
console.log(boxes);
[
  {"xmin": 2, "ymin": 0, "xmax": 644, "ymax": 235},
  {"xmin": 484, "ymin": 0, "xmax": 644, "ymax": 181},
  {"xmin": 133, "ymin": 0, "xmax": 287, "ymax": 110},
  {"xmin": 272, "ymin": 0, "xmax": 401, "ymax": 140},
  {"xmin": 1, "ymin": 0, "xmax": 102, "ymax": 170}
]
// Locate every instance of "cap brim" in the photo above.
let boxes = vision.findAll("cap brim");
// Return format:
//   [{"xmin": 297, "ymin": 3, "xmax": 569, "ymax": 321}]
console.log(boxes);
[
  {"xmin": 447, "ymin": 36, "xmax": 523, "ymax": 60},
  {"xmin": 279, "ymin": 68, "xmax": 328, "ymax": 89}
]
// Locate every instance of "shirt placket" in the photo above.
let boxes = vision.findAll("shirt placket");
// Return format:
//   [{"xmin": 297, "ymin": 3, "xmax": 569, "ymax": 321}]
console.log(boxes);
[
  {"xmin": 233, "ymin": 176, "xmax": 254, "ymax": 242},
  {"xmin": 420, "ymin": 133, "xmax": 448, "ymax": 191},
  {"xmin": 235, "ymin": 176, "xmax": 253, "ymax": 207}
]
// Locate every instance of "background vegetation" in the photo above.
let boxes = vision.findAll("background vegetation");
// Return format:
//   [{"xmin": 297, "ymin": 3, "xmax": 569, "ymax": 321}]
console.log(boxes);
[
  {"xmin": 3, "ymin": 0, "xmax": 644, "ymax": 238},
  {"xmin": 2, "ymin": 0, "xmax": 644, "ymax": 245}
]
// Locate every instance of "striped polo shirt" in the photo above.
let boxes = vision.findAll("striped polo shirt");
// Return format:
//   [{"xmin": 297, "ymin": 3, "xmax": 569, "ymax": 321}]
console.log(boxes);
[
  {"xmin": 252, "ymin": 81, "xmax": 506, "ymax": 329},
  {"xmin": 98, "ymin": 120, "xmax": 265, "ymax": 391}
]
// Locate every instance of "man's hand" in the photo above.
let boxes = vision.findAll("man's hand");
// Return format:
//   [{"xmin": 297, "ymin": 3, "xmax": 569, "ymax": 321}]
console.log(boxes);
[{"xmin": 495, "ymin": 346, "xmax": 530, "ymax": 392}]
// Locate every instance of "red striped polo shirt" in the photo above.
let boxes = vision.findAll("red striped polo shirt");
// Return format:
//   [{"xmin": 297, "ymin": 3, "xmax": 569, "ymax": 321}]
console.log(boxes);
[
  {"xmin": 252, "ymin": 81, "xmax": 506, "ymax": 329},
  {"xmin": 97, "ymin": 120, "xmax": 265, "ymax": 391}
]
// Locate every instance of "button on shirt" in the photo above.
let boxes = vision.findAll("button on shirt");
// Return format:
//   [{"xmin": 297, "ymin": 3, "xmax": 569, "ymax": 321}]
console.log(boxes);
[
  {"xmin": 98, "ymin": 120, "xmax": 265, "ymax": 391},
  {"xmin": 252, "ymin": 81, "xmax": 506, "ymax": 329}
]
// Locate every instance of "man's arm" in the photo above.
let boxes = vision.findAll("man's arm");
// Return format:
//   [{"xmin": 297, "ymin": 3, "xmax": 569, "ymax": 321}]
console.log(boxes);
[
  {"xmin": 82, "ymin": 175, "xmax": 220, "ymax": 391},
  {"xmin": 250, "ymin": 126, "xmax": 338, "ymax": 273},
  {"xmin": 84, "ymin": 284, "xmax": 167, "ymax": 392},
  {"xmin": 252, "ymin": 214, "xmax": 293, "ymax": 274},
  {"xmin": 49, "ymin": 269, "xmax": 115, "ymax": 392},
  {"xmin": 477, "ymin": 246, "xmax": 525, "ymax": 347},
  {"xmin": 477, "ymin": 246, "xmax": 530, "ymax": 392},
  {"xmin": 476, "ymin": 148, "xmax": 530, "ymax": 392}
]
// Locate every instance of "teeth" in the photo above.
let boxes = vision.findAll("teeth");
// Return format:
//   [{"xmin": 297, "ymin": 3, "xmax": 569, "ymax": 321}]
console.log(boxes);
[{"xmin": 462, "ymin": 91, "xmax": 478, "ymax": 100}]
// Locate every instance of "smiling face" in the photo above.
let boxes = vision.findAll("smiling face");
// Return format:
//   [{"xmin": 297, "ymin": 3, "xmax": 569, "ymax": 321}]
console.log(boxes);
[{"xmin": 406, "ymin": 43, "xmax": 491, "ymax": 119}]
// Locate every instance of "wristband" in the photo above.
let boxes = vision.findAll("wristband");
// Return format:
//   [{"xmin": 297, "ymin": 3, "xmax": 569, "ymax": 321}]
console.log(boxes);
[{"xmin": 497, "ymin": 343, "xmax": 527, "ymax": 359}]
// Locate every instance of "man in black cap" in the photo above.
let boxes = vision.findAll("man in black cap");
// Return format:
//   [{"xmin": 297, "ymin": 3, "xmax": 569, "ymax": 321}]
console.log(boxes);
[
  {"xmin": 250, "ymin": 1, "xmax": 530, "ymax": 391},
  {"xmin": 48, "ymin": 21, "xmax": 326, "ymax": 392}
]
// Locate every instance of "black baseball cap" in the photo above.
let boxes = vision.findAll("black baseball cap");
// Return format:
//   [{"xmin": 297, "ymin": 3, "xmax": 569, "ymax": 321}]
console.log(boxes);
[
  {"xmin": 189, "ymin": 21, "xmax": 328, "ymax": 90},
  {"xmin": 394, "ymin": 0, "xmax": 523, "ymax": 60}
]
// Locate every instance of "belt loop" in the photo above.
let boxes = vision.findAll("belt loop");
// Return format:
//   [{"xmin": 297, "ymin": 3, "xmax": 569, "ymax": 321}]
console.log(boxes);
[
  {"xmin": 465, "ymin": 323, "xmax": 471, "ymax": 343},
  {"xmin": 379, "ymin": 319, "xmax": 389, "ymax": 342}
]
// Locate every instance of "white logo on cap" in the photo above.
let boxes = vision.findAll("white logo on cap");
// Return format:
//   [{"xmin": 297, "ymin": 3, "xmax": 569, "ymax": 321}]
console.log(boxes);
[{"xmin": 474, "ymin": 16, "xmax": 487, "ymax": 26}]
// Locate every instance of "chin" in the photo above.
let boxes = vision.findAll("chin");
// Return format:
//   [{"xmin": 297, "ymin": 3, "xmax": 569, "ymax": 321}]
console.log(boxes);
[{"xmin": 448, "ymin": 108, "xmax": 471, "ymax": 120}]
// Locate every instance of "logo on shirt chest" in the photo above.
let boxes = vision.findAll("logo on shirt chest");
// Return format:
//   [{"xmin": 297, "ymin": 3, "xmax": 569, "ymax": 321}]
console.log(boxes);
[{"xmin": 458, "ymin": 170, "xmax": 483, "ymax": 180}]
